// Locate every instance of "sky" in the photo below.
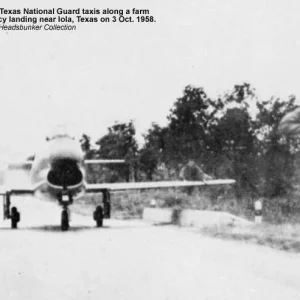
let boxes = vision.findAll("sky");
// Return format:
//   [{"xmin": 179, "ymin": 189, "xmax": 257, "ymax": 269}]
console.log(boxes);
[{"xmin": 0, "ymin": 0, "xmax": 300, "ymax": 161}]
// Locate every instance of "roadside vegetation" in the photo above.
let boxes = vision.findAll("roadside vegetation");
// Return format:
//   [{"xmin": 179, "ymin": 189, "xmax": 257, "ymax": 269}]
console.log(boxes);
[
  {"xmin": 72, "ymin": 187, "xmax": 300, "ymax": 224},
  {"xmin": 81, "ymin": 83, "xmax": 300, "ymax": 204},
  {"xmin": 75, "ymin": 83, "xmax": 300, "ymax": 251},
  {"xmin": 71, "ymin": 188, "xmax": 300, "ymax": 252},
  {"xmin": 72, "ymin": 186, "xmax": 237, "ymax": 218},
  {"xmin": 201, "ymin": 224, "xmax": 300, "ymax": 253}
]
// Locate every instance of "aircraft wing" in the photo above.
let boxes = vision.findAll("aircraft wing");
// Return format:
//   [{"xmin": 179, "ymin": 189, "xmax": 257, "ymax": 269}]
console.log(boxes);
[
  {"xmin": 0, "ymin": 181, "xmax": 45, "ymax": 196},
  {"xmin": 86, "ymin": 179, "xmax": 235, "ymax": 192},
  {"xmin": 5, "ymin": 188, "xmax": 35, "ymax": 195},
  {"xmin": 7, "ymin": 161, "xmax": 33, "ymax": 170},
  {"xmin": 84, "ymin": 159, "xmax": 125, "ymax": 164},
  {"xmin": 0, "ymin": 161, "xmax": 39, "ymax": 195},
  {"xmin": 0, "ymin": 186, "xmax": 35, "ymax": 195}
]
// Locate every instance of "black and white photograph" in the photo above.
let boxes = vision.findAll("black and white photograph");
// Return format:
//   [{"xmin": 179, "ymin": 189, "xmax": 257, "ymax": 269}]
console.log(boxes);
[{"xmin": 0, "ymin": 0, "xmax": 300, "ymax": 299}]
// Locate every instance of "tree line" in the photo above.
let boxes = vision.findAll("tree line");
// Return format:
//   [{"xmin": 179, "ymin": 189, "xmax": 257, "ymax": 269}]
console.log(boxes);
[{"xmin": 81, "ymin": 83, "xmax": 300, "ymax": 200}]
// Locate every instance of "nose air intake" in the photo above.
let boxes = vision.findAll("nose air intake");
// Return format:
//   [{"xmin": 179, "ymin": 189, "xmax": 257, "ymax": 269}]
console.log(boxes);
[{"xmin": 47, "ymin": 158, "xmax": 83, "ymax": 188}]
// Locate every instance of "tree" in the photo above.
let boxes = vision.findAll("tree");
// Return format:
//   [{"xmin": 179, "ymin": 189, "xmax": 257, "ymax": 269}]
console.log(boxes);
[
  {"xmin": 139, "ymin": 123, "xmax": 167, "ymax": 179},
  {"xmin": 139, "ymin": 148, "xmax": 159, "ymax": 180},
  {"xmin": 203, "ymin": 83, "xmax": 259, "ymax": 198},
  {"xmin": 80, "ymin": 134, "xmax": 96, "ymax": 159},
  {"xmin": 142, "ymin": 123, "xmax": 166, "ymax": 157},
  {"xmin": 254, "ymin": 96, "xmax": 299, "ymax": 197},
  {"xmin": 212, "ymin": 107, "xmax": 257, "ymax": 198},
  {"xmin": 96, "ymin": 121, "xmax": 138, "ymax": 181},
  {"xmin": 140, "ymin": 84, "xmax": 255, "ymax": 182},
  {"xmin": 80, "ymin": 134, "xmax": 91, "ymax": 153},
  {"xmin": 164, "ymin": 85, "xmax": 222, "ymax": 172}
]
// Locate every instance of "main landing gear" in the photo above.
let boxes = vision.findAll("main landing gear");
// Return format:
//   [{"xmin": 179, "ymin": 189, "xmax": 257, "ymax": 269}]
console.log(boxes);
[
  {"xmin": 11, "ymin": 207, "xmax": 20, "ymax": 229},
  {"xmin": 93, "ymin": 205, "xmax": 103, "ymax": 227},
  {"xmin": 102, "ymin": 190, "xmax": 111, "ymax": 219},
  {"xmin": 3, "ymin": 193, "xmax": 21, "ymax": 229},
  {"xmin": 92, "ymin": 190, "xmax": 111, "ymax": 228}
]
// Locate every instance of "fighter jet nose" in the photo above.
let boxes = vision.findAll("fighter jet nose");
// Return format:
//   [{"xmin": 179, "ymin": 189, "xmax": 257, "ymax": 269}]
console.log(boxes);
[{"xmin": 48, "ymin": 136, "xmax": 84, "ymax": 163}]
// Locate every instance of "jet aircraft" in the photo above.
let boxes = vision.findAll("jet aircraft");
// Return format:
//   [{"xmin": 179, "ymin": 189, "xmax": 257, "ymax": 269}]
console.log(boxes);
[{"xmin": 0, "ymin": 132, "xmax": 235, "ymax": 230}]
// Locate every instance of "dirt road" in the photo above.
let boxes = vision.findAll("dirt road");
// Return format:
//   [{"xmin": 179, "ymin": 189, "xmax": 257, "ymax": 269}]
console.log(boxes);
[{"xmin": 0, "ymin": 196, "xmax": 300, "ymax": 299}]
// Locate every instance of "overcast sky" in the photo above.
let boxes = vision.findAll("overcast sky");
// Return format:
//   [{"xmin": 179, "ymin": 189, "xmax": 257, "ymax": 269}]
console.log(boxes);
[{"xmin": 0, "ymin": 0, "xmax": 300, "ymax": 161}]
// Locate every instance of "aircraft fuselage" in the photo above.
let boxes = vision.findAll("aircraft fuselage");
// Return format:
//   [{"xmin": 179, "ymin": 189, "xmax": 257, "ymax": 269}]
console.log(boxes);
[{"xmin": 30, "ymin": 134, "xmax": 86, "ymax": 203}]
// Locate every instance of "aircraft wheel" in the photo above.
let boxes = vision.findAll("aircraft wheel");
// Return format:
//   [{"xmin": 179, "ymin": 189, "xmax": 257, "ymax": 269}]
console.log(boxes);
[
  {"xmin": 61, "ymin": 209, "xmax": 69, "ymax": 231},
  {"xmin": 93, "ymin": 205, "xmax": 103, "ymax": 227},
  {"xmin": 11, "ymin": 207, "xmax": 20, "ymax": 229}
]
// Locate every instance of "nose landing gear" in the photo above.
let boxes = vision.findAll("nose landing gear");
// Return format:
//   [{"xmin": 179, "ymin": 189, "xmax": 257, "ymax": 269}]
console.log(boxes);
[
  {"xmin": 61, "ymin": 207, "xmax": 70, "ymax": 231},
  {"xmin": 59, "ymin": 190, "xmax": 72, "ymax": 231}
]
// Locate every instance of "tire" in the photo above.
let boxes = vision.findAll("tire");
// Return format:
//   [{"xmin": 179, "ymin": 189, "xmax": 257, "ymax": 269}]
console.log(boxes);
[
  {"xmin": 94, "ymin": 205, "xmax": 103, "ymax": 227},
  {"xmin": 61, "ymin": 209, "xmax": 69, "ymax": 231},
  {"xmin": 11, "ymin": 207, "xmax": 20, "ymax": 229}
]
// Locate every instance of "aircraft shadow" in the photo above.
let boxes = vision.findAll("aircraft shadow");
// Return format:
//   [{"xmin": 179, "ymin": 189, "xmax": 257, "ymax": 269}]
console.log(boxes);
[
  {"xmin": 27, "ymin": 225, "xmax": 111, "ymax": 232},
  {"xmin": 0, "ymin": 225, "xmax": 110, "ymax": 232},
  {"xmin": 29, "ymin": 224, "xmax": 152, "ymax": 231},
  {"xmin": 0, "ymin": 220, "xmax": 152, "ymax": 232}
]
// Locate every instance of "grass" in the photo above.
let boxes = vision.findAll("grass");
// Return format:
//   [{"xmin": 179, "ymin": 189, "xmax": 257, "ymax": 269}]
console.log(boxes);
[
  {"xmin": 72, "ymin": 187, "xmax": 300, "ymax": 224},
  {"xmin": 71, "ymin": 187, "xmax": 237, "ymax": 219}
]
